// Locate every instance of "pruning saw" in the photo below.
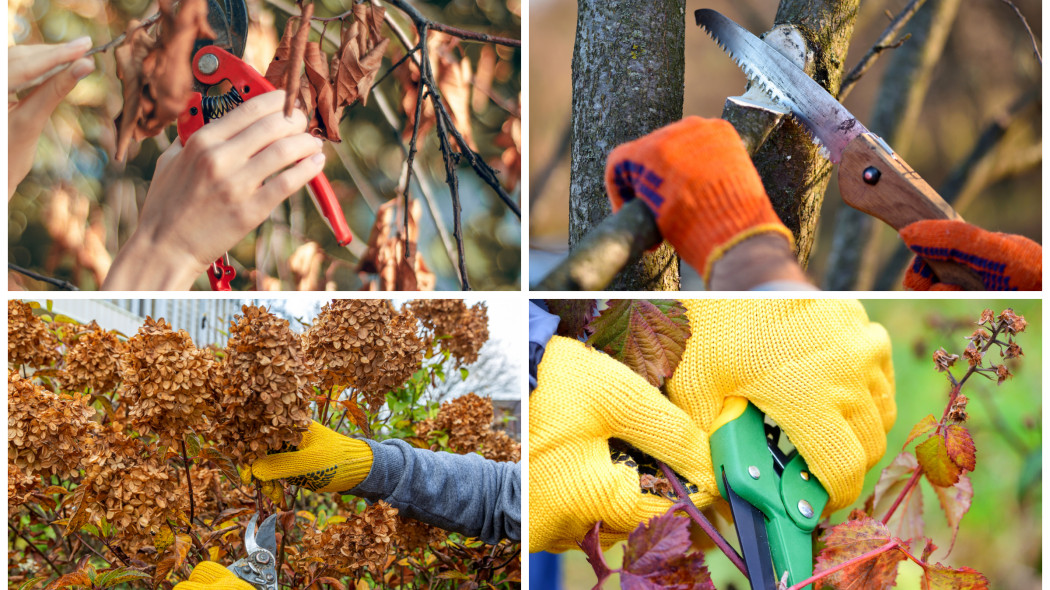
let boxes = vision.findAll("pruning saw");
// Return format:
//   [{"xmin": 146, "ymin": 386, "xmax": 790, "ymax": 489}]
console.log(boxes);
[
  {"xmin": 695, "ymin": 8, "xmax": 984, "ymax": 290},
  {"xmin": 177, "ymin": 0, "xmax": 353, "ymax": 290},
  {"xmin": 710, "ymin": 397, "xmax": 828, "ymax": 590}
]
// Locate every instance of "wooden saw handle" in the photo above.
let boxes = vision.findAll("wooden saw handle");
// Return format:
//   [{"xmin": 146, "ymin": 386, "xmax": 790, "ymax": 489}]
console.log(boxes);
[{"xmin": 838, "ymin": 133, "xmax": 985, "ymax": 291}]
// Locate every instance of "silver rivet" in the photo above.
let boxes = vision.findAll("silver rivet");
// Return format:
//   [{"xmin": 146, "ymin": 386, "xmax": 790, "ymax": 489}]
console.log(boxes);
[
  {"xmin": 798, "ymin": 499, "xmax": 814, "ymax": 519},
  {"xmin": 748, "ymin": 466, "xmax": 761, "ymax": 479},
  {"xmin": 198, "ymin": 53, "xmax": 220, "ymax": 75},
  {"xmin": 800, "ymin": 471, "xmax": 810, "ymax": 481}
]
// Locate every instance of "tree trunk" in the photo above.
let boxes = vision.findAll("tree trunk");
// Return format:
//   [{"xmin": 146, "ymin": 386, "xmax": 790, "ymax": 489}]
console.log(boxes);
[
  {"xmin": 824, "ymin": 0, "xmax": 961, "ymax": 290},
  {"xmin": 569, "ymin": 0, "xmax": 685, "ymax": 291},
  {"xmin": 748, "ymin": 0, "xmax": 860, "ymax": 269}
]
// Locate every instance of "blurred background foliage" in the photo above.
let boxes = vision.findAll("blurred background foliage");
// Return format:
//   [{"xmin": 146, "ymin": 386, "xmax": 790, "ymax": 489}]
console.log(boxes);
[
  {"xmin": 559, "ymin": 299, "xmax": 1041, "ymax": 589},
  {"xmin": 528, "ymin": 0, "xmax": 1040, "ymax": 289},
  {"xmin": 9, "ymin": 0, "xmax": 520, "ymax": 290}
]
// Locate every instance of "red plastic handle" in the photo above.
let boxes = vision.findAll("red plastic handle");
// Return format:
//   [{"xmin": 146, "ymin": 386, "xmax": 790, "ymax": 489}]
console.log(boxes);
[{"xmin": 177, "ymin": 46, "xmax": 353, "ymax": 246}]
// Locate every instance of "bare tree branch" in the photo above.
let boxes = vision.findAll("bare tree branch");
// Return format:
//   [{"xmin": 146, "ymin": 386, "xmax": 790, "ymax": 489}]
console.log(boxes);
[
  {"xmin": 838, "ymin": 0, "xmax": 927, "ymax": 101},
  {"xmin": 998, "ymin": 0, "xmax": 1041, "ymax": 64}
]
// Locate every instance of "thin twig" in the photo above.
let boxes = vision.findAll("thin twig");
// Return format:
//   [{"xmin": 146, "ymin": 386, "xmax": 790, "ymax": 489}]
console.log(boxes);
[
  {"xmin": 84, "ymin": 9, "xmax": 166, "ymax": 56},
  {"xmin": 657, "ymin": 462, "xmax": 747, "ymax": 577},
  {"xmin": 434, "ymin": 91, "xmax": 470, "ymax": 290},
  {"xmin": 10, "ymin": 523, "xmax": 63, "ymax": 576},
  {"xmin": 181, "ymin": 439, "xmax": 197, "ymax": 533},
  {"xmin": 378, "ymin": 0, "xmax": 520, "ymax": 47},
  {"xmin": 402, "ymin": 34, "xmax": 429, "ymax": 260},
  {"xmin": 839, "ymin": 0, "xmax": 926, "ymax": 100},
  {"xmin": 8, "ymin": 262, "xmax": 79, "ymax": 290},
  {"xmin": 998, "ymin": 0, "xmax": 1041, "ymax": 64}
]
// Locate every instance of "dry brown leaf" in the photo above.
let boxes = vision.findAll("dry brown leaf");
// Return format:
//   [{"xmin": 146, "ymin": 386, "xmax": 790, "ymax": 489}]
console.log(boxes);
[
  {"xmin": 494, "ymin": 111, "xmax": 521, "ymax": 190},
  {"xmin": 356, "ymin": 199, "xmax": 434, "ymax": 291},
  {"xmin": 114, "ymin": 0, "xmax": 215, "ymax": 161},
  {"xmin": 304, "ymin": 41, "xmax": 340, "ymax": 141},
  {"xmin": 431, "ymin": 34, "xmax": 476, "ymax": 151},
  {"xmin": 263, "ymin": 16, "xmax": 297, "ymax": 89},
  {"xmin": 333, "ymin": 4, "xmax": 389, "ymax": 109}
]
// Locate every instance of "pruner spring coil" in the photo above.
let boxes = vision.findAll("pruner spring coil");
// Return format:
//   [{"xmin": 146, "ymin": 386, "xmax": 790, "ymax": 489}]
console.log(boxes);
[{"xmin": 201, "ymin": 87, "xmax": 245, "ymax": 121}]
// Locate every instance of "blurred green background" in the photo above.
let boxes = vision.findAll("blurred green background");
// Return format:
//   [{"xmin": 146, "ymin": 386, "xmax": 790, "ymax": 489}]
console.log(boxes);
[
  {"xmin": 557, "ymin": 299, "xmax": 1041, "ymax": 589},
  {"xmin": 9, "ymin": 0, "xmax": 521, "ymax": 290}
]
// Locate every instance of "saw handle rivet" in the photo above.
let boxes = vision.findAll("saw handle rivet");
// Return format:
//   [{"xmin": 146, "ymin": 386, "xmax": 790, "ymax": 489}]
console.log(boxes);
[
  {"xmin": 798, "ymin": 499, "xmax": 814, "ymax": 519},
  {"xmin": 800, "ymin": 471, "xmax": 809, "ymax": 481},
  {"xmin": 748, "ymin": 466, "xmax": 761, "ymax": 479},
  {"xmin": 862, "ymin": 166, "xmax": 881, "ymax": 185}
]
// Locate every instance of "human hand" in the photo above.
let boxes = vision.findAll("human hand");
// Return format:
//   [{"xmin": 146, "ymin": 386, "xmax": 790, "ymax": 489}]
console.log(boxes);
[
  {"xmin": 9, "ymin": 38, "xmax": 96, "ymax": 200},
  {"xmin": 251, "ymin": 421, "xmax": 372, "ymax": 493},
  {"xmin": 530, "ymin": 336, "xmax": 715, "ymax": 553},
  {"xmin": 900, "ymin": 219, "xmax": 1041, "ymax": 291},
  {"xmin": 172, "ymin": 561, "xmax": 253, "ymax": 590},
  {"xmin": 102, "ymin": 90, "xmax": 325, "ymax": 290},
  {"xmin": 667, "ymin": 300, "xmax": 896, "ymax": 513},
  {"xmin": 604, "ymin": 116, "xmax": 795, "ymax": 286}
]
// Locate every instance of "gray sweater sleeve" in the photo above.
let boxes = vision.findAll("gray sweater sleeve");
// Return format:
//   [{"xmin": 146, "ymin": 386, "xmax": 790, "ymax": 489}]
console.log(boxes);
[{"xmin": 349, "ymin": 439, "xmax": 521, "ymax": 545}]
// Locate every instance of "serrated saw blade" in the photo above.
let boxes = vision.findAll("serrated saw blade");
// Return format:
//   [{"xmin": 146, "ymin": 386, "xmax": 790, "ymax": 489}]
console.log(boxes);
[{"xmin": 695, "ymin": 8, "xmax": 867, "ymax": 163}]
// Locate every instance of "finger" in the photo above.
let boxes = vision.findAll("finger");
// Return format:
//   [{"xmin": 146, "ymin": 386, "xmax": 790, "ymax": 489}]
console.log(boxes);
[
  {"xmin": 186, "ymin": 562, "xmax": 232, "ymax": 583},
  {"xmin": 155, "ymin": 137, "xmax": 184, "ymax": 174},
  {"xmin": 18, "ymin": 57, "xmax": 95, "ymax": 133},
  {"xmin": 253, "ymin": 152, "xmax": 326, "ymax": 210},
  {"xmin": 9, "ymin": 38, "xmax": 92, "ymax": 90},
  {"xmin": 238, "ymin": 133, "xmax": 321, "ymax": 188},
  {"xmin": 196, "ymin": 90, "xmax": 288, "ymax": 143},
  {"xmin": 222, "ymin": 109, "xmax": 310, "ymax": 164}
]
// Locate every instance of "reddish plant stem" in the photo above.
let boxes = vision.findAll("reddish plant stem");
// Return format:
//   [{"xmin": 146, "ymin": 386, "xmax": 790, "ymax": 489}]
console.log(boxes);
[
  {"xmin": 880, "ymin": 467, "xmax": 922, "ymax": 524},
  {"xmin": 181, "ymin": 439, "xmax": 197, "ymax": 532},
  {"xmin": 786, "ymin": 539, "xmax": 901, "ymax": 590},
  {"xmin": 658, "ymin": 462, "xmax": 747, "ymax": 577}
]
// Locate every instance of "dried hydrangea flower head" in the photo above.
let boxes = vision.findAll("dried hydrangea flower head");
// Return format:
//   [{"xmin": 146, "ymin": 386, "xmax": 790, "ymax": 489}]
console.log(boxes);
[
  {"xmin": 416, "ymin": 393, "xmax": 519, "ymax": 462},
  {"xmin": 396, "ymin": 514, "xmax": 448, "ymax": 553},
  {"xmin": 407, "ymin": 300, "xmax": 489, "ymax": 366},
  {"xmin": 8, "ymin": 300, "xmax": 61, "ymax": 368},
  {"xmin": 64, "ymin": 323, "xmax": 125, "ymax": 393},
  {"xmin": 303, "ymin": 300, "xmax": 424, "ymax": 411},
  {"xmin": 9, "ymin": 464, "xmax": 39, "ymax": 508},
  {"xmin": 81, "ymin": 432, "xmax": 188, "ymax": 548},
  {"xmin": 213, "ymin": 304, "xmax": 314, "ymax": 464},
  {"xmin": 301, "ymin": 500, "xmax": 399, "ymax": 578},
  {"xmin": 120, "ymin": 317, "xmax": 218, "ymax": 446},
  {"xmin": 9, "ymin": 370, "xmax": 101, "ymax": 479}
]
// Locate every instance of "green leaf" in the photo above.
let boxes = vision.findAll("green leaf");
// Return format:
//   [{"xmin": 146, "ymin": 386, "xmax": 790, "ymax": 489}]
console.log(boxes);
[
  {"xmin": 46, "ymin": 300, "xmax": 53, "ymax": 312},
  {"xmin": 16, "ymin": 576, "xmax": 48, "ymax": 590},
  {"xmin": 95, "ymin": 568, "xmax": 151, "ymax": 588},
  {"xmin": 459, "ymin": 367, "xmax": 469, "ymax": 380},
  {"xmin": 434, "ymin": 365, "xmax": 446, "ymax": 383},
  {"xmin": 53, "ymin": 314, "xmax": 78, "ymax": 324},
  {"xmin": 931, "ymin": 475, "xmax": 973, "ymax": 558},
  {"xmin": 585, "ymin": 300, "xmax": 691, "ymax": 388},
  {"xmin": 545, "ymin": 299, "xmax": 598, "ymax": 338},
  {"xmin": 917, "ymin": 435, "xmax": 961, "ymax": 487},
  {"xmin": 185, "ymin": 431, "xmax": 202, "ymax": 460}
]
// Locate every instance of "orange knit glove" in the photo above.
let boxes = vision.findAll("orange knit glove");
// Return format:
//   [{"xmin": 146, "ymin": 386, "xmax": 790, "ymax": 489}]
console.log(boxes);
[
  {"xmin": 605, "ymin": 116, "xmax": 793, "ymax": 284},
  {"xmin": 900, "ymin": 220, "xmax": 1041, "ymax": 291}
]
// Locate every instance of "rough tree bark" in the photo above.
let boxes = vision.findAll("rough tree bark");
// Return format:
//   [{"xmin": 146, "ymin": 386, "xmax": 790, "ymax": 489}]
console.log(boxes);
[
  {"xmin": 824, "ymin": 0, "xmax": 961, "ymax": 290},
  {"xmin": 569, "ymin": 1, "xmax": 685, "ymax": 291},
  {"xmin": 746, "ymin": 0, "xmax": 860, "ymax": 269}
]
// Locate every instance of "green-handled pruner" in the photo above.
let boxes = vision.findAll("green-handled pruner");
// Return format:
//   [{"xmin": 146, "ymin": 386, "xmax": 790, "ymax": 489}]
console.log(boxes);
[{"xmin": 709, "ymin": 397, "xmax": 829, "ymax": 590}]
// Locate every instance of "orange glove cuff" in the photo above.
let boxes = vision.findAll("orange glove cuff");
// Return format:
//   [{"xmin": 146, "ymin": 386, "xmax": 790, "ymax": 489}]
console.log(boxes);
[
  {"xmin": 605, "ymin": 116, "xmax": 793, "ymax": 283},
  {"xmin": 900, "ymin": 220, "xmax": 1042, "ymax": 291}
]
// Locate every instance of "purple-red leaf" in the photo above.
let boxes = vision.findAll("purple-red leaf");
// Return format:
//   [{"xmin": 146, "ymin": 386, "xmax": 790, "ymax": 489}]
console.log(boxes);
[
  {"xmin": 814, "ymin": 518, "xmax": 906, "ymax": 590},
  {"xmin": 871, "ymin": 452, "xmax": 923, "ymax": 542},
  {"xmin": 930, "ymin": 475, "xmax": 973, "ymax": 558},
  {"xmin": 585, "ymin": 300, "xmax": 691, "ymax": 388},
  {"xmin": 916, "ymin": 435, "xmax": 961, "ymax": 487},
  {"xmin": 621, "ymin": 512, "xmax": 714, "ymax": 590},
  {"xmin": 545, "ymin": 299, "xmax": 598, "ymax": 339},
  {"xmin": 577, "ymin": 522, "xmax": 612, "ymax": 590},
  {"xmin": 920, "ymin": 563, "xmax": 989, "ymax": 589}
]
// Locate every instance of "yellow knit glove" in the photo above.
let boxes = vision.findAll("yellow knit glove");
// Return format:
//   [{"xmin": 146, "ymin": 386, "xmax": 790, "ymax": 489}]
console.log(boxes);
[
  {"xmin": 251, "ymin": 421, "xmax": 373, "ymax": 493},
  {"xmin": 667, "ymin": 300, "xmax": 896, "ymax": 513},
  {"xmin": 530, "ymin": 337, "xmax": 717, "ymax": 554},
  {"xmin": 172, "ymin": 562, "xmax": 254, "ymax": 590}
]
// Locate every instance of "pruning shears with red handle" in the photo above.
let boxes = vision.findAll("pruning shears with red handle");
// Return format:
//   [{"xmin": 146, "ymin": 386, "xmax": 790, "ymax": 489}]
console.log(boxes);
[{"xmin": 177, "ymin": 0, "xmax": 352, "ymax": 290}]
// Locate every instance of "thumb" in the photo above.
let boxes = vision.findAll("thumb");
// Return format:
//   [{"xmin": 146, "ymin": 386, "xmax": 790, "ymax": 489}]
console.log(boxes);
[{"xmin": 15, "ymin": 57, "xmax": 95, "ymax": 134}]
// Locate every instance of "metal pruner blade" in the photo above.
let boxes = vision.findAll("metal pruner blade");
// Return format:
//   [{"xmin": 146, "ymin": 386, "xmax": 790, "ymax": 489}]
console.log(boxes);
[{"xmin": 228, "ymin": 513, "xmax": 279, "ymax": 590}]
